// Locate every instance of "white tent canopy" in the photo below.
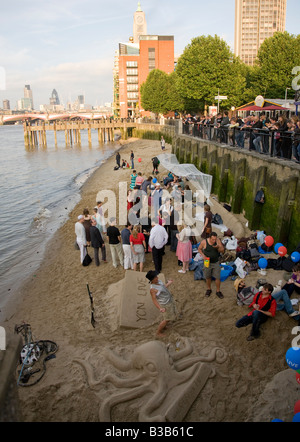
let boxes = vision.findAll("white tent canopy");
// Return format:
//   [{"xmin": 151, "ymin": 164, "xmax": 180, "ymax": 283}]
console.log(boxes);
[{"xmin": 157, "ymin": 153, "xmax": 213, "ymax": 201}]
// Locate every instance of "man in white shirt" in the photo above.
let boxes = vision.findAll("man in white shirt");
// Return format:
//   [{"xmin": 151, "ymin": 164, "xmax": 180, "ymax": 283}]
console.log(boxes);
[
  {"xmin": 75, "ymin": 215, "xmax": 87, "ymax": 263},
  {"xmin": 149, "ymin": 218, "xmax": 168, "ymax": 274}
]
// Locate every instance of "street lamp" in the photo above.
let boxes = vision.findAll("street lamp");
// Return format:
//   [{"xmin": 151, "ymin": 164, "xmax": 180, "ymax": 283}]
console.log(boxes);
[{"xmin": 285, "ymin": 87, "xmax": 291, "ymax": 105}]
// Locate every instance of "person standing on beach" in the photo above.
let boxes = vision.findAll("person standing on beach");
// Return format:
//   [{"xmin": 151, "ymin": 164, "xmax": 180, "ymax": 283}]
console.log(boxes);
[
  {"xmin": 146, "ymin": 270, "xmax": 178, "ymax": 337},
  {"xmin": 161, "ymin": 136, "xmax": 166, "ymax": 150},
  {"xmin": 176, "ymin": 223, "xmax": 192, "ymax": 274},
  {"xmin": 90, "ymin": 218, "xmax": 105, "ymax": 266},
  {"xmin": 75, "ymin": 215, "xmax": 87, "ymax": 264},
  {"xmin": 201, "ymin": 204, "xmax": 213, "ymax": 239},
  {"xmin": 149, "ymin": 218, "xmax": 168, "ymax": 274},
  {"xmin": 235, "ymin": 283, "xmax": 277, "ymax": 341},
  {"xmin": 130, "ymin": 225, "xmax": 146, "ymax": 272},
  {"xmin": 130, "ymin": 150, "xmax": 134, "ymax": 169},
  {"xmin": 116, "ymin": 152, "xmax": 121, "ymax": 168},
  {"xmin": 198, "ymin": 232, "xmax": 225, "ymax": 299},
  {"xmin": 130, "ymin": 170, "xmax": 137, "ymax": 190},
  {"xmin": 96, "ymin": 201, "xmax": 107, "ymax": 235},
  {"xmin": 121, "ymin": 223, "xmax": 133, "ymax": 270},
  {"xmin": 107, "ymin": 217, "xmax": 124, "ymax": 268}
]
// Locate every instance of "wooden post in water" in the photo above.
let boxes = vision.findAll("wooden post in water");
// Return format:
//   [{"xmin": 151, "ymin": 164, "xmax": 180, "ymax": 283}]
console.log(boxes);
[
  {"xmin": 54, "ymin": 122, "xmax": 58, "ymax": 147},
  {"xmin": 88, "ymin": 122, "xmax": 92, "ymax": 146},
  {"xmin": 23, "ymin": 122, "xmax": 29, "ymax": 149},
  {"xmin": 65, "ymin": 122, "xmax": 68, "ymax": 147},
  {"xmin": 42, "ymin": 122, "xmax": 47, "ymax": 148}
]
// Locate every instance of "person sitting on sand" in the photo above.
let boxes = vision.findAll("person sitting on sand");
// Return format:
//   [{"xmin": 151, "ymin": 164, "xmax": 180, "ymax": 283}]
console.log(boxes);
[
  {"xmin": 235, "ymin": 283, "xmax": 277, "ymax": 341},
  {"xmin": 281, "ymin": 263, "xmax": 300, "ymax": 297},
  {"xmin": 146, "ymin": 270, "xmax": 178, "ymax": 337}
]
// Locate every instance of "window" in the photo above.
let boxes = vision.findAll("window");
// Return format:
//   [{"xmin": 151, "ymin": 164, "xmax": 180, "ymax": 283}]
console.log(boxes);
[
  {"xmin": 126, "ymin": 61, "xmax": 138, "ymax": 68},
  {"xmin": 126, "ymin": 68, "xmax": 138, "ymax": 76},
  {"xmin": 148, "ymin": 48, "xmax": 156, "ymax": 72},
  {"xmin": 127, "ymin": 76, "xmax": 138, "ymax": 84}
]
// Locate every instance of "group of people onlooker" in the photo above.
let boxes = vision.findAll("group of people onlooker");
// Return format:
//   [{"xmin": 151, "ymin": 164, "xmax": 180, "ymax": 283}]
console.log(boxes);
[{"xmin": 183, "ymin": 112, "xmax": 300, "ymax": 162}]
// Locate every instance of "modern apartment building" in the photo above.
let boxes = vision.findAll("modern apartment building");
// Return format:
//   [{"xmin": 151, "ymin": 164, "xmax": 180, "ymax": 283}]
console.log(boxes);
[
  {"xmin": 113, "ymin": 3, "xmax": 174, "ymax": 118},
  {"xmin": 234, "ymin": 0, "xmax": 287, "ymax": 65}
]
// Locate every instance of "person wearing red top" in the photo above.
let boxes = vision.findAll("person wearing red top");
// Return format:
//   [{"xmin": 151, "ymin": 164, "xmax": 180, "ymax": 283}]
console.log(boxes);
[
  {"xmin": 130, "ymin": 225, "xmax": 146, "ymax": 272},
  {"xmin": 235, "ymin": 283, "xmax": 276, "ymax": 341}
]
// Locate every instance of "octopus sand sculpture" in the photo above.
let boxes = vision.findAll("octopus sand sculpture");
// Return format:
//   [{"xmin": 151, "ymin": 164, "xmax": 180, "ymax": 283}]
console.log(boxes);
[{"xmin": 75, "ymin": 339, "xmax": 227, "ymax": 422}]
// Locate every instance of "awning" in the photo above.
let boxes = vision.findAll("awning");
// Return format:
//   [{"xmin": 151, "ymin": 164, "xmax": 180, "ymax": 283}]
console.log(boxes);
[{"xmin": 236, "ymin": 101, "xmax": 289, "ymax": 111}]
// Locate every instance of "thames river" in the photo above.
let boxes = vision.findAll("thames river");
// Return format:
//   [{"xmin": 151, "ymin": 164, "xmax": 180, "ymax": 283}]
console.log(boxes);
[{"xmin": 0, "ymin": 124, "xmax": 118, "ymax": 313}]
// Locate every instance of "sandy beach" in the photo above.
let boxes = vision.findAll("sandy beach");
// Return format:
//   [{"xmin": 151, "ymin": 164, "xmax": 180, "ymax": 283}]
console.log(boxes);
[{"xmin": 3, "ymin": 138, "xmax": 300, "ymax": 423}]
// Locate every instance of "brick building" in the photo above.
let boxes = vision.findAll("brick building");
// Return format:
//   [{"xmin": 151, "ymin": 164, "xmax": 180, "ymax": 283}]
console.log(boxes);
[{"xmin": 113, "ymin": 3, "xmax": 174, "ymax": 118}]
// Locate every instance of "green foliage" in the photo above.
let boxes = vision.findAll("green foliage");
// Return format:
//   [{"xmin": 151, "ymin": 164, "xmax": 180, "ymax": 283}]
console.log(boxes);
[
  {"xmin": 140, "ymin": 69, "xmax": 170, "ymax": 115},
  {"xmin": 175, "ymin": 35, "xmax": 246, "ymax": 110},
  {"xmin": 254, "ymin": 32, "xmax": 300, "ymax": 99},
  {"xmin": 139, "ymin": 32, "xmax": 299, "ymax": 115}
]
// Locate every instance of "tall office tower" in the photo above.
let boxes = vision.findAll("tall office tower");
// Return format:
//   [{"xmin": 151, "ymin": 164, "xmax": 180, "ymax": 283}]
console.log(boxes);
[
  {"xmin": 50, "ymin": 89, "xmax": 60, "ymax": 106},
  {"xmin": 3, "ymin": 99, "xmax": 10, "ymax": 110},
  {"xmin": 24, "ymin": 84, "xmax": 34, "ymax": 109},
  {"xmin": 234, "ymin": 0, "xmax": 287, "ymax": 65},
  {"xmin": 113, "ymin": 3, "xmax": 174, "ymax": 118}
]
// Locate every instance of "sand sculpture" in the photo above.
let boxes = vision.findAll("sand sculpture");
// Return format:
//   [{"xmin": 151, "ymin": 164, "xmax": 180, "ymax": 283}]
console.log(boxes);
[{"xmin": 74, "ymin": 338, "xmax": 227, "ymax": 422}]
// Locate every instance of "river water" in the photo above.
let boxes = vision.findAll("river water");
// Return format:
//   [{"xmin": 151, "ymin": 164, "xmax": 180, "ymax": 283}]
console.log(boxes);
[{"xmin": 0, "ymin": 124, "xmax": 118, "ymax": 314}]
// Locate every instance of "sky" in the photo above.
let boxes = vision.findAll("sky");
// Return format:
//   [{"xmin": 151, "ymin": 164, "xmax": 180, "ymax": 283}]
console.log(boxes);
[{"xmin": 0, "ymin": 0, "xmax": 299, "ymax": 110}]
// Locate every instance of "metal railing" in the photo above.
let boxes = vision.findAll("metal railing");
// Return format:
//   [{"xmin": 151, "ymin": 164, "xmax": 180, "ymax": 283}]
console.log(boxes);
[{"xmin": 182, "ymin": 122, "xmax": 299, "ymax": 162}]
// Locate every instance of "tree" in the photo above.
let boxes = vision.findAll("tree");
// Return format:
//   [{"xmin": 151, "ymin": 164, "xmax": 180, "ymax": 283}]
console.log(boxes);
[
  {"xmin": 140, "ymin": 69, "xmax": 170, "ymax": 115},
  {"xmin": 175, "ymin": 35, "xmax": 247, "ymax": 111},
  {"xmin": 253, "ymin": 32, "xmax": 300, "ymax": 99}
]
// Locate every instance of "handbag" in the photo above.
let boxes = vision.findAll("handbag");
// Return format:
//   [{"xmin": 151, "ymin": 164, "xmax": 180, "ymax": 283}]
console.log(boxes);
[{"xmin": 82, "ymin": 250, "xmax": 92, "ymax": 266}]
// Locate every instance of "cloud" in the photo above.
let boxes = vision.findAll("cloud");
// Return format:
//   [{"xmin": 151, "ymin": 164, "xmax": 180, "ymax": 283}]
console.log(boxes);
[{"xmin": 32, "ymin": 58, "xmax": 114, "ymax": 105}]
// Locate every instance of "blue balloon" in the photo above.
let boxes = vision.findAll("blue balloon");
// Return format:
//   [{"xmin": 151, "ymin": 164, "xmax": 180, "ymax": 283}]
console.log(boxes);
[
  {"xmin": 271, "ymin": 418, "xmax": 283, "ymax": 422},
  {"xmin": 286, "ymin": 347, "xmax": 300, "ymax": 371},
  {"xmin": 274, "ymin": 243, "xmax": 283, "ymax": 254},
  {"xmin": 152, "ymin": 178, "xmax": 157, "ymax": 183},
  {"xmin": 291, "ymin": 251, "xmax": 300, "ymax": 263},
  {"xmin": 292, "ymin": 412, "xmax": 300, "ymax": 422},
  {"xmin": 258, "ymin": 258, "xmax": 268, "ymax": 269}
]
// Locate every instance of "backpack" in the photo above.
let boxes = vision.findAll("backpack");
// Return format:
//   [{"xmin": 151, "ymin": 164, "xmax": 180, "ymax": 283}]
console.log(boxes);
[
  {"xmin": 212, "ymin": 213, "xmax": 223, "ymax": 225},
  {"xmin": 255, "ymin": 190, "xmax": 265, "ymax": 204},
  {"xmin": 237, "ymin": 286, "xmax": 256, "ymax": 306}
]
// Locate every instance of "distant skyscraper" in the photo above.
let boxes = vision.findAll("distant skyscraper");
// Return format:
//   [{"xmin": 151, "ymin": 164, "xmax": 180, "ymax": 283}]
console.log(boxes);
[
  {"xmin": 50, "ymin": 89, "xmax": 60, "ymax": 106},
  {"xmin": 234, "ymin": 0, "xmax": 287, "ymax": 65},
  {"xmin": 23, "ymin": 85, "xmax": 34, "ymax": 109},
  {"xmin": 3, "ymin": 99, "xmax": 10, "ymax": 110}
]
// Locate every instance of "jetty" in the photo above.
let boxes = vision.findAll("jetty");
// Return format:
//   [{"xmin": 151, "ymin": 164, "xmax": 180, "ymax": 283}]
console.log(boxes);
[{"xmin": 22, "ymin": 119, "xmax": 137, "ymax": 149}]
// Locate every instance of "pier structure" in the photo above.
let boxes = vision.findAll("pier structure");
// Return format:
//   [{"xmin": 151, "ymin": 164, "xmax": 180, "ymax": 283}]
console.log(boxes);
[{"xmin": 23, "ymin": 119, "xmax": 137, "ymax": 149}]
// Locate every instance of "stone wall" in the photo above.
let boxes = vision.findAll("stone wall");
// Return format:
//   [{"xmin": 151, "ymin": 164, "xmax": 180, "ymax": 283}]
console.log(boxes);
[
  {"xmin": 0, "ymin": 333, "xmax": 23, "ymax": 422},
  {"xmin": 173, "ymin": 134, "xmax": 300, "ymax": 252}
]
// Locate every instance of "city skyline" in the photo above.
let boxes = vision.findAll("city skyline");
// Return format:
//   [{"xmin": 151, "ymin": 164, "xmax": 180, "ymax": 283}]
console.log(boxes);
[{"xmin": 0, "ymin": 0, "xmax": 299, "ymax": 110}]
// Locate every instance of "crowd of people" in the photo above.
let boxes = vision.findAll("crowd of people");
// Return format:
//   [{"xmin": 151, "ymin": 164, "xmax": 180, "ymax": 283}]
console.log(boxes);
[
  {"xmin": 74, "ymin": 149, "xmax": 300, "ymax": 338},
  {"xmin": 183, "ymin": 112, "xmax": 300, "ymax": 162}
]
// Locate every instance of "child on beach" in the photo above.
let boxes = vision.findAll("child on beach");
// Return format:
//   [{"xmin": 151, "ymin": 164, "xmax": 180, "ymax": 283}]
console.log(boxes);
[
  {"xmin": 146, "ymin": 270, "xmax": 178, "ymax": 337},
  {"xmin": 130, "ymin": 170, "xmax": 137, "ymax": 189}
]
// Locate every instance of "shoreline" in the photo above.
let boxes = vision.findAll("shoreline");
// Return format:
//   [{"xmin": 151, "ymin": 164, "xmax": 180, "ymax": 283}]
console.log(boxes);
[
  {"xmin": 0, "ymin": 137, "xmax": 135, "ymax": 323},
  {"xmin": 3, "ymin": 137, "xmax": 299, "ymax": 422}
]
